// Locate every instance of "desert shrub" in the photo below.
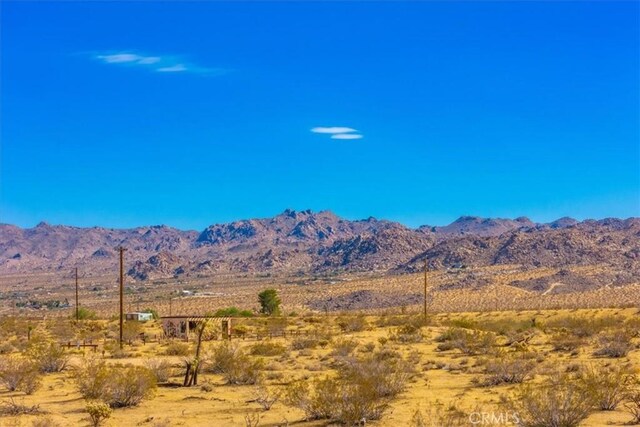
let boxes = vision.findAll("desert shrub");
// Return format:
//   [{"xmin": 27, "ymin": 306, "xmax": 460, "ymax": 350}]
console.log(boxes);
[
  {"xmin": 144, "ymin": 358, "xmax": 174, "ymax": 383},
  {"xmin": 337, "ymin": 315, "xmax": 368, "ymax": 332},
  {"xmin": 0, "ymin": 398, "xmax": 41, "ymax": 416},
  {"xmin": 252, "ymin": 385, "xmax": 280, "ymax": 411},
  {"xmin": 164, "ymin": 341, "xmax": 191, "ymax": 356},
  {"xmin": 25, "ymin": 339, "xmax": 69, "ymax": 373},
  {"xmin": 624, "ymin": 386, "xmax": 640, "ymax": 424},
  {"xmin": 481, "ymin": 356, "xmax": 536, "ymax": 386},
  {"xmin": 283, "ymin": 351, "xmax": 411, "ymax": 424},
  {"xmin": 75, "ymin": 307, "xmax": 97, "ymax": 320},
  {"xmin": 291, "ymin": 337, "xmax": 318, "ymax": 350},
  {"xmin": 283, "ymin": 376, "xmax": 386, "ymax": 424},
  {"xmin": 0, "ymin": 356, "xmax": 41, "ymax": 394},
  {"xmin": 74, "ymin": 359, "xmax": 156, "ymax": 407},
  {"xmin": 86, "ymin": 400, "xmax": 112, "ymax": 427},
  {"xmin": 445, "ymin": 317, "xmax": 478, "ymax": 329},
  {"xmin": 390, "ymin": 324, "xmax": 424, "ymax": 343},
  {"xmin": 436, "ymin": 328, "xmax": 496, "ymax": 355},
  {"xmin": 577, "ymin": 364, "xmax": 633, "ymax": 410},
  {"xmin": 594, "ymin": 331, "xmax": 633, "ymax": 358},
  {"xmin": 215, "ymin": 307, "xmax": 253, "ymax": 317},
  {"xmin": 506, "ymin": 372, "xmax": 594, "ymax": 427},
  {"xmin": 545, "ymin": 315, "xmax": 620, "ymax": 338},
  {"xmin": 108, "ymin": 365, "xmax": 157, "ymax": 407},
  {"xmin": 329, "ymin": 339, "xmax": 359, "ymax": 358},
  {"xmin": 339, "ymin": 352, "xmax": 413, "ymax": 398},
  {"xmin": 122, "ymin": 321, "xmax": 143, "ymax": 342},
  {"xmin": 74, "ymin": 358, "xmax": 111, "ymax": 400},
  {"xmin": 206, "ymin": 342, "xmax": 263, "ymax": 385},
  {"xmin": 250, "ymin": 341, "xmax": 287, "ymax": 357},
  {"xmin": 550, "ymin": 332, "xmax": 585, "ymax": 353},
  {"xmin": 476, "ymin": 318, "xmax": 535, "ymax": 336}
]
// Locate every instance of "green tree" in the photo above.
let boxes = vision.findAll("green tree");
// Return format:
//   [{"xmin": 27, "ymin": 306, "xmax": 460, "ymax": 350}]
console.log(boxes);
[{"xmin": 258, "ymin": 289, "xmax": 281, "ymax": 316}]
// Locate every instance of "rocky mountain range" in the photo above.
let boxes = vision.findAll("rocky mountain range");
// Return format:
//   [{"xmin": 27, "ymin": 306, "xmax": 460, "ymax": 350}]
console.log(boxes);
[{"xmin": 1, "ymin": 210, "xmax": 638, "ymax": 283}]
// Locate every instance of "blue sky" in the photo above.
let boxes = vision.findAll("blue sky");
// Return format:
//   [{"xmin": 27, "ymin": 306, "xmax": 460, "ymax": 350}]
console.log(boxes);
[{"xmin": 1, "ymin": 1, "xmax": 638, "ymax": 230}]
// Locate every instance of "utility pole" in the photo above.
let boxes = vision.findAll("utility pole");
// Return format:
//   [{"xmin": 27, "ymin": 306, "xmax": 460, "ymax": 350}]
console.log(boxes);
[
  {"xmin": 75, "ymin": 268, "xmax": 79, "ymax": 321},
  {"xmin": 423, "ymin": 259, "xmax": 428, "ymax": 319},
  {"xmin": 169, "ymin": 297, "xmax": 173, "ymax": 316},
  {"xmin": 118, "ymin": 247, "xmax": 127, "ymax": 349}
]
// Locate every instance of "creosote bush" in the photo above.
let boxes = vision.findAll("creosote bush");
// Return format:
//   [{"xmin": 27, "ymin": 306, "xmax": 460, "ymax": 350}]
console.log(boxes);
[
  {"xmin": 436, "ymin": 328, "xmax": 496, "ymax": 355},
  {"xmin": 25, "ymin": 338, "xmax": 69, "ymax": 373},
  {"xmin": 283, "ymin": 350, "xmax": 412, "ymax": 424},
  {"xmin": 481, "ymin": 355, "xmax": 536, "ymax": 386},
  {"xmin": 164, "ymin": 341, "xmax": 191, "ymax": 356},
  {"xmin": 74, "ymin": 359, "xmax": 157, "ymax": 407},
  {"xmin": 0, "ymin": 356, "xmax": 41, "ymax": 394},
  {"xmin": 577, "ymin": 363, "xmax": 633, "ymax": 410},
  {"xmin": 594, "ymin": 331, "xmax": 633, "ymax": 358},
  {"xmin": 506, "ymin": 371, "xmax": 594, "ymax": 427},
  {"xmin": 206, "ymin": 342, "xmax": 263, "ymax": 385},
  {"xmin": 144, "ymin": 358, "xmax": 174, "ymax": 383},
  {"xmin": 337, "ymin": 315, "xmax": 368, "ymax": 332},
  {"xmin": 249, "ymin": 341, "xmax": 287, "ymax": 357}
]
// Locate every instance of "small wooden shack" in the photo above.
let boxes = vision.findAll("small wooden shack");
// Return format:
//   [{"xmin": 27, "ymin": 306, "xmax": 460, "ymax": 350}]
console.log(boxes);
[
  {"xmin": 161, "ymin": 316, "xmax": 232, "ymax": 340},
  {"xmin": 125, "ymin": 312, "xmax": 154, "ymax": 322}
]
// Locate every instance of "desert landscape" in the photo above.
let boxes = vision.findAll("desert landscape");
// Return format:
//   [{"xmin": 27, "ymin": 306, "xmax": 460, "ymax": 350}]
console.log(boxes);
[
  {"xmin": 1, "ymin": 213, "xmax": 640, "ymax": 426},
  {"xmin": 2, "ymin": 0, "xmax": 638, "ymax": 426}
]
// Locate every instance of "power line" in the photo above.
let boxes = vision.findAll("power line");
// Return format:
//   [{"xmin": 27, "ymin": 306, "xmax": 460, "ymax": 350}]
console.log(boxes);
[{"xmin": 118, "ymin": 246, "xmax": 127, "ymax": 349}]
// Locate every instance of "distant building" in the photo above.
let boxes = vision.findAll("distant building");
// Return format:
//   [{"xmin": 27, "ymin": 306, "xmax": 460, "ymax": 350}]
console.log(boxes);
[{"xmin": 125, "ymin": 312, "xmax": 154, "ymax": 322}]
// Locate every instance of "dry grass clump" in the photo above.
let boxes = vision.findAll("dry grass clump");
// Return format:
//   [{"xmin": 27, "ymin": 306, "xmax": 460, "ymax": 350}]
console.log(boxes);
[
  {"xmin": 290, "ymin": 337, "xmax": 319, "ymax": 350},
  {"xmin": 435, "ymin": 328, "xmax": 496, "ymax": 355},
  {"xmin": 251, "ymin": 385, "xmax": 280, "ymax": 411},
  {"xmin": 390, "ymin": 324, "xmax": 424, "ymax": 343},
  {"xmin": 163, "ymin": 341, "xmax": 191, "ymax": 356},
  {"xmin": 506, "ymin": 371, "xmax": 594, "ymax": 427},
  {"xmin": 73, "ymin": 358, "xmax": 157, "ymax": 407},
  {"xmin": 206, "ymin": 342, "xmax": 263, "ymax": 385},
  {"xmin": 0, "ymin": 355, "xmax": 42, "ymax": 394},
  {"xmin": 25, "ymin": 338, "xmax": 69, "ymax": 373},
  {"xmin": 249, "ymin": 341, "xmax": 287, "ymax": 357},
  {"xmin": 480, "ymin": 355, "xmax": 536, "ymax": 386},
  {"xmin": 283, "ymin": 350, "xmax": 412, "ymax": 424},
  {"xmin": 545, "ymin": 315, "xmax": 621, "ymax": 338},
  {"xmin": 550, "ymin": 332, "xmax": 585, "ymax": 354},
  {"xmin": 594, "ymin": 330, "xmax": 633, "ymax": 358},
  {"xmin": 329, "ymin": 339, "xmax": 359, "ymax": 358},
  {"xmin": 0, "ymin": 398, "xmax": 42, "ymax": 416},
  {"xmin": 578, "ymin": 363, "xmax": 633, "ymax": 410},
  {"xmin": 624, "ymin": 382, "xmax": 640, "ymax": 425},
  {"xmin": 144, "ymin": 358, "xmax": 174, "ymax": 383},
  {"xmin": 337, "ymin": 315, "xmax": 368, "ymax": 332}
]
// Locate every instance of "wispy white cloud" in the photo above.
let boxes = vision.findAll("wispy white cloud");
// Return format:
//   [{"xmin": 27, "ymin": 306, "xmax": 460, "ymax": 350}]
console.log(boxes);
[
  {"xmin": 331, "ymin": 133, "xmax": 363, "ymax": 140},
  {"xmin": 93, "ymin": 51, "xmax": 225, "ymax": 76},
  {"xmin": 157, "ymin": 64, "xmax": 187, "ymax": 73},
  {"xmin": 311, "ymin": 127, "xmax": 357, "ymax": 134},
  {"xmin": 311, "ymin": 126, "xmax": 363, "ymax": 140}
]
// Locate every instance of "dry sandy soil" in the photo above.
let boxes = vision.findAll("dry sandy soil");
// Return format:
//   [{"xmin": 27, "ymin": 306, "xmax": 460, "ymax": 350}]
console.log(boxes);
[{"xmin": 1, "ymin": 308, "xmax": 640, "ymax": 426}]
